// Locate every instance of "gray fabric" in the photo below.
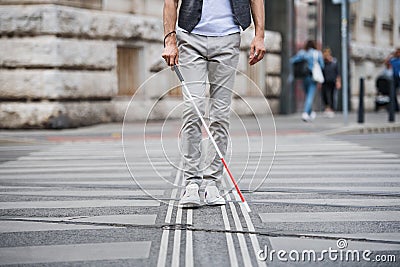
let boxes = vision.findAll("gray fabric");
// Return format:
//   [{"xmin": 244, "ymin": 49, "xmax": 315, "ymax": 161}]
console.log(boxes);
[
  {"xmin": 177, "ymin": 31, "xmax": 240, "ymax": 187},
  {"xmin": 178, "ymin": 0, "xmax": 251, "ymax": 33}
]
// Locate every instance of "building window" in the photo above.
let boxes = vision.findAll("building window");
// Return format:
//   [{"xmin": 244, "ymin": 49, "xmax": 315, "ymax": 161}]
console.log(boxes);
[{"xmin": 117, "ymin": 47, "xmax": 141, "ymax": 96}]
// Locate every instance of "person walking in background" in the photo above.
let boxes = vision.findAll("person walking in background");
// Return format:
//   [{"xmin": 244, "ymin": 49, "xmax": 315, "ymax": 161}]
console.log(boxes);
[
  {"xmin": 321, "ymin": 48, "xmax": 341, "ymax": 118},
  {"xmin": 291, "ymin": 40, "xmax": 324, "ymax": 122},
  {"xmin": 385, "ymin": 47, "xmax": 400, "ymax": 112}
]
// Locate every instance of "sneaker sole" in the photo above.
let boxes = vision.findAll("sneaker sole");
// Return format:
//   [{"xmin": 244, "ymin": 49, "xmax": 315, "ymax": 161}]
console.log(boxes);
[
  {"xmin": 179, "ymin": 201, "xmax": 201, "ymax": 208},
  {"xmin": 205, "ymin": 199, "xmax": 226, "ymax": 206}
]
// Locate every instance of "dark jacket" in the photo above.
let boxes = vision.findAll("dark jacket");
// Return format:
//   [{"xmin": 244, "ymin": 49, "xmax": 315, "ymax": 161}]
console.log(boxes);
[
  {"xmin": 178, "ymin": 0, "xmax": 251, "ymax": 33},
  {"xmin": 323, "ymin": 58, "xmax": 339, "ymax": 83}
]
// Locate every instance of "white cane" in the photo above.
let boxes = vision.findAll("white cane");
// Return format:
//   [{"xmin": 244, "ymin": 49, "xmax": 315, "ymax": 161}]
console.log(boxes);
[{"xmin": 173, "ymin": 65, "xmax": 251, "ymax": 212}]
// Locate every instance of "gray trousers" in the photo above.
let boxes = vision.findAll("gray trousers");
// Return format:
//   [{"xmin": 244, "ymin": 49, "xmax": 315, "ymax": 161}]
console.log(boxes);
[{"xmin": 176, "ymin": 30, "xmax": 240, "ymax": 187}]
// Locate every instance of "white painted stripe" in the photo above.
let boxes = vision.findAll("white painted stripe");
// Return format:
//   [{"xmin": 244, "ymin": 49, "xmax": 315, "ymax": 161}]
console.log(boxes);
[
  {"xmin": 227, "ymin": 194, "xmax": 252, "ymax": 267},
  {"xmin": 157, "ymin": 165, "xmax": 182, "ymax": 267},
  {"xmin": 234, "ymin": 164, "xmax": 400, "ymax": 170},
  {"xmin": 0, "ymin": 241, "xmax": 151, "ymax": 265},
  {"xmin": 17, "ymin": 156, "xmax": 123, "ymax": 161},
  {"xmin": 273, "ymin": 158, "xmax": 400, "ymax": 163},
  {"xmin": 166, "ymin": 189, "xmax": 178, "ymax": 224},
  {"xmin": 268, "ymin": 236, "xmax": 400, "ymax": 253},
  {"xmin": 220, "ymin": 204, "xmax": 239, "ymax": 267},
  {"xmin": 233, "ymin": 192, "xmax": 267, "ymax": 267},
  {"xmin": 254, "ymin": 198, "xmax": 400, "ymax": 207},
  {"xmin": 171, "ymin": 205, "xmax": 183, "ymax": 267},
  {"xmin": 0, "ymin": 221, "xmax": 116, "ymax": 233},
  {"xmin": 0, "ymin": 199, "xmax": 159, "ymax": 209},
  {"xmin": 185, "ymin": 209, "xmax": 193, "ymax": 267},
  {"xmin": 253, "ymin": 177, "xmax": 400, "ymax": 183},
  {"xmin": 259, "ymin": 211, "xmax": 400, "ymax": 223},
  {"xmin": 0, "ymin": 190, "xmax": 165, "ymax": 197},
  {"xmin": 0, "ymin": 173, "xmax": 169, "ymax": 180},
  {"xmin": 69, "ymin": 214, "xmax": 157, "ymax": 225},
  {"xmin": 300, "ymin": 232, "xmax": 400, "ymax": 243},
  {"xmin": 157, "ymin": 230, "xmax": 170, "ymax": 267},
  {"xmin": 255, "ymin": 186, "xmax": 400, "ymax": 194},
  {"xmin": 4, "ymin": 181, "xmax": 173, "ymax": 186},
  {"xmin": 276, "ymin": 154, "xmax": 398, "ymax": 159},
  {"xmin": 8, "ymin": 214, "xmax": 157, "ymax": 226},
  {"xmin": 273, "ymin": 151, "xmax": 389, "ymax": 156},
  {"xmin": 2, "ymin": 161, "xmax": 170, "ymax": 168},
  {"xmin": 240, "ymin": 169, "xmax": 400, "ymax": 174},
  {"xmin": 0, "ymin": 186, "xmax": 50, "ymax": 190},
  {"xmin": 0, "ymin": 167, "xmax": 170, "ymax": 174}
]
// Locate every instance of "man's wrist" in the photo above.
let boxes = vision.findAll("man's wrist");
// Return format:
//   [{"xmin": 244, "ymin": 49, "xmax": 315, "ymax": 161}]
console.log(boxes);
[
  {"xmin": 254, "ymin": 30, "xmax": 265, "ymax": 39},
  {"xmin": 164, "ymin": 37, "xmax": 177, "ymax": 48},
  {"xmin": 163, "ymin": 30, "xmax": 176, "ymax": 47}
]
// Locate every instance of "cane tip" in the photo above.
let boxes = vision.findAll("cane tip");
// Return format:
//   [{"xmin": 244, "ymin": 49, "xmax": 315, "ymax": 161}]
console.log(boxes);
[{"xmin": 243, "ymin": 201, "xmax": 251, "ymax": 213}]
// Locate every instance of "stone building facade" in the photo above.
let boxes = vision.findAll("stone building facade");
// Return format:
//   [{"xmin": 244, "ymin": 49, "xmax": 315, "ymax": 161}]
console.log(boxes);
[
  {"xmin": 349, "ymin": 0, "xmax": 400, "ymax": 110},
  {"xmin": 0, "ymin": 0, "xmax": 282, "ymax": 128}
]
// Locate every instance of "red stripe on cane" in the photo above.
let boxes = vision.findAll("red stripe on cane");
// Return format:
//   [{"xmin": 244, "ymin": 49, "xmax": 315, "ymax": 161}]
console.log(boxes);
[{"xmin": 221, "ymin": 157, "xmax": 245, "ymax": 203}]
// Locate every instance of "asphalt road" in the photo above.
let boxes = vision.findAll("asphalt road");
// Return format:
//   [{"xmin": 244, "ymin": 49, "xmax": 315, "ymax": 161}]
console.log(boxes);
[{"xmin": 0, "ymin": 115, "xmax": 399, "ymax": 266}]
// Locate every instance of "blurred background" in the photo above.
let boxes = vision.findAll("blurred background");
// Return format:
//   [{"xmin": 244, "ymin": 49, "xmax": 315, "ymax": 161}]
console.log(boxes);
[{"xmin": 0, "ymin": 0, "xmax": 399, "ymax": 128}]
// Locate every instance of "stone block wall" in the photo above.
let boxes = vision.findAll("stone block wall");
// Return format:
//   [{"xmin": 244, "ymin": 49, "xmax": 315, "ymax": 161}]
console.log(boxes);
[
  {"xmin": 0, "ymin": 4, "xmax": 161, "ymax": 128},
  {"xmin": 0, "ymin": 3, "xmax": 282, "ymax": 128}
]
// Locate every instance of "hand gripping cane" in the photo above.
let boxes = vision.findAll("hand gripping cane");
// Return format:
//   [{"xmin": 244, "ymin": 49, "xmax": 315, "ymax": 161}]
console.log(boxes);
[{"xmin": 173, "ymin": 65, "xmax": 251, "ymax": 212}]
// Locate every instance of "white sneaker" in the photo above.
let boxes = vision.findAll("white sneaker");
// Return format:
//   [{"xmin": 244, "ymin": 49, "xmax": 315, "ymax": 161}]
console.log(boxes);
[
  {"xmin": 179, "ymin": 184, "xmax": 201, "ymax": 208},
  {"xmin": 301, "ymin": 112, "xmax": 311, "ymax": 122},
  {"xmin": 310, "ymin": 111, "xmax": 317, "ymax": 121},
  {"xmin": 205, "ymin": 184, "xmax": 226, "ymax": 206}
]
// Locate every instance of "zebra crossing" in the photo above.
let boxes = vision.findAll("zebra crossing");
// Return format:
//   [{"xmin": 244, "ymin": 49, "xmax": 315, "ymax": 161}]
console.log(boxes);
[
  {"xmin": 0, "ymin": 126, "xmax": 399, "ymax": 266},
  {"xmin": 0, "ymin": 140, "xmax": 163, "ymax": 265},
  {"xmin": 248, "ymin": 134, "xmax": 400, "ymax": 265}
]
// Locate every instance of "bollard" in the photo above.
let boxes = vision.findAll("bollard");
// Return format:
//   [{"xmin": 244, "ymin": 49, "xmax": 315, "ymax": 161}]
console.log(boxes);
[
  {"xmin": 389, "ymin": 78, "xmax": 396, "ymax": 122},
  {"xmin": 358, "ymin": 77, "xmax": 365, "ymax": 123}
]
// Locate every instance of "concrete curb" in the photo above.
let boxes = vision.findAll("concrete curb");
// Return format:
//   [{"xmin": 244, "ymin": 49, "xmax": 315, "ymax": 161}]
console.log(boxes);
[{"xmin": 321, "ymin": 122, "xmax": 400, "ymax": 136}]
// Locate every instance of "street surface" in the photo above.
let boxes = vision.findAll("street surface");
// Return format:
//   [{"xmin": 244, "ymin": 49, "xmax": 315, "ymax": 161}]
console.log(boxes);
[{"xmin": 0, "ymin": 113, "xmax": 399, "ymax": 266}]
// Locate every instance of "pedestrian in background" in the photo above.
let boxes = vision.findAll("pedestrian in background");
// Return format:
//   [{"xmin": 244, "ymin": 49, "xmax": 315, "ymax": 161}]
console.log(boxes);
[
  {"xmin": 321, "ymin": 47, "xmax": 341, "ymax": 118},
  {"xmin": 385, "ymin": 47, "xmax": 400, "ymax": 112},
  {"xmin": 291, "ymin": 40, "xmax": 325, "ymax": 122}
]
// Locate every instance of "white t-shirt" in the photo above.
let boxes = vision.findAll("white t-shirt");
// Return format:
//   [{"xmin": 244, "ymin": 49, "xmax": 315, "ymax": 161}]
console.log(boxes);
[{"xmin": 191, "ymin": 0, "xmax": 240, "ymax": 36}]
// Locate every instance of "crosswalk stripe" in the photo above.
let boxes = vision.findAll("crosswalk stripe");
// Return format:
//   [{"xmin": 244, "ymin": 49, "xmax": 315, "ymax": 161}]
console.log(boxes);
[
  {"xmin": 220, "ymin": 204, "xmax": 239, "ymax": 267},
  {"xmin": 157, "ymin": 163, "xmax": 182, "ymax": 267},
  {"xmin": 0, "ymin": 166, "xmax": 171, "ymax": 174},
  {"xmin": 259, "ymin": 211, "xmax": 400, "ymax": 223},
  {"xmin": 234, "ymin": 192, "xmax": 267, "ymax": 267},
  {"xmin": 0, "ymin": 173, "xmax": 168, "ymax": 179},
  {"xmin": 254, "ymin": 186, "xmax": 400, "ymax": 194},
  {"xmin": 0, "ymin": 190, "xmax": 165, "ymax": 197},
  {"xmin": 226, "ymin": 194, "xmax": 252, "ymax": 267},
  {"xmin": 0, "ymin": 241, "xmax": 151, "ymax": 265},
  {"xmin": 1, "ymin": 181, "xmax": 173, "ymax": 187},
  {"xmin": 268, "ymin": 236, "xmax": 400, "ymax": 253},
  {"xmin": 7, "ymin": 214, "xmax": 157, "ymax": 226},
  {"xmin": 253, "ymin": 198, "xmax": 400, "ymax": 207},
  {"xmin": 171, "ymin": 205, "xmax": 183, "ymax": 267},
  {"xmin": 298, "ymin": 232, "xmax": 400, "ymax": 243},
  {"xmin": 185, "ymin": 209, "xmax": 194, "ymax": 267},
  {"xmin": 0, "ymin": 220, "xmax": 117, "ymax": 233},
  {"xmin": 0, "ymin": 199, "xmax": 159, "ymax": 209}
]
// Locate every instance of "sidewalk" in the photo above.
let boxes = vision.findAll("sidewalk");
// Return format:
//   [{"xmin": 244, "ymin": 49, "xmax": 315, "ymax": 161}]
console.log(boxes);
[
  {"xmin": 0, "ymin": 112, "xmax": 399, "ymax": 144},
  {"xmin": 274, "ymin": 111, "xmax": 400, "ymax": 136}
]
